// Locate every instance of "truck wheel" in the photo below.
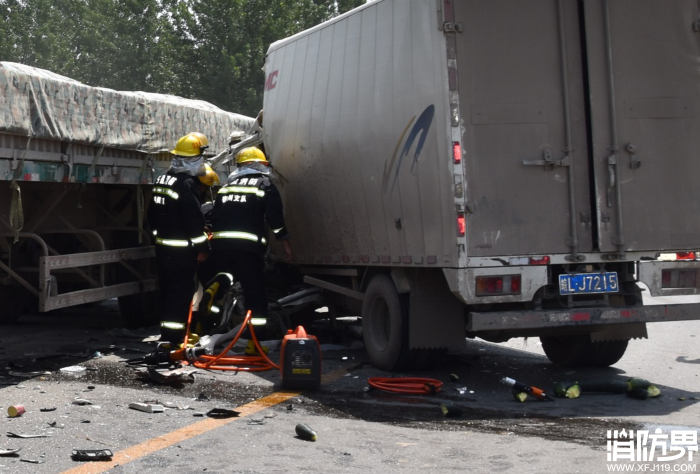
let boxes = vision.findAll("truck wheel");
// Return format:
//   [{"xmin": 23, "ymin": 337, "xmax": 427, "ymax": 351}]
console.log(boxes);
[
  {"xmin": 0, "ymin": 286, "xmax": 26, "ymax": 324},
  {"xmin": 540, "ymin": 334, "xmax": 628, "ymax": 367},
  {"xmin": 362, "ymin": 274, "xmax": 413, "ymax": 371}
]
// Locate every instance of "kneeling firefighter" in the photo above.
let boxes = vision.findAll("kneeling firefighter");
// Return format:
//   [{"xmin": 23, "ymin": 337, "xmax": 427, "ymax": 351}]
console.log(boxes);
[
  {"xmin": 147, "ymin": 133, "xmax": 212, "ymax": 346},
  {"xmin": 209, "ymin": 146, "xmax": 292, "ymax": 339}
]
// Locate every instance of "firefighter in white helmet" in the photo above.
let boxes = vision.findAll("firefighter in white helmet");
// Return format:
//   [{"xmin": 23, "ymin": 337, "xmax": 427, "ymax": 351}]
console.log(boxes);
[
  {"xmin": 209, "ymin": 147, "xmax": 292, "ymax": 337},
  {"xmin": 147, "ymin": 133, "xmax": 212, "ymax": 346}
]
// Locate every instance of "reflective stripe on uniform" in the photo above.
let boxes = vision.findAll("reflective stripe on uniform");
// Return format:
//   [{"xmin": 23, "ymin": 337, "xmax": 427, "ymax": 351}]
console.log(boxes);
[
  {"xmin": 161, "ymin": 321, "xmax": 186, "ymax": 330},
  {"xmin": 155, "ymin": 232, "xmax": 208, "ymax": 247},
  {"xmin": 156, "ymin": 237, "xmax": 189, "ymax": 247},
  {"xmin": 191, "ymin": 234, "xmax": 208, "ymax": 244},
  {"xmin": 153, "ymin": 187, "xmax": 179, "ymax": 200},
  {"xmin": 272, "ymin": 227, "xmax": 284, "ymax": 234},
  {"xmin": 218, "ymin": 186, "xmax": 265, "ymax": 197},
  {"xmin": 211, "ymin": 231, "xmax": 267, "ymax": 244}
]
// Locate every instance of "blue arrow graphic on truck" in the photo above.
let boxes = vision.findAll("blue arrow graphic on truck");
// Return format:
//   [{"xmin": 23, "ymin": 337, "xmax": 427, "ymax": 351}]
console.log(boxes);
[{"xmin": 382, "ymin": 104, "xmax": 435, "ymax": 194}]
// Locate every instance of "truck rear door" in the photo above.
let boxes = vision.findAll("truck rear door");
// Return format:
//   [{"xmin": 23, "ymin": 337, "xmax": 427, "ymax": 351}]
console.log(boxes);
[
  {"xmin": 454, "ymin": 0, "xmax": 700, "ymax": 259},
  {"xmin": 583, "ymin": 0, "xmax": 700, "ymax": 254},
  {"xmin": 452, "ymin": 0, "xmax": 593, "ymax": 258}
]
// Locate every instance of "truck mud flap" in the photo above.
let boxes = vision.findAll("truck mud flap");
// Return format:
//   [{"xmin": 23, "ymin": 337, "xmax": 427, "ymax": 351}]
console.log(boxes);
[{"xmin": 468, "ymin": 304, "xmax": 700, "ymax": 332}]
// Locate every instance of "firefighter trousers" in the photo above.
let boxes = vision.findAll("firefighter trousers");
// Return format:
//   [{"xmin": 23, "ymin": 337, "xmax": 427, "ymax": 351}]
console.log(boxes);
[{"xmin": 154, "ymin": 245, "xmax": 199, "ymax": 345}]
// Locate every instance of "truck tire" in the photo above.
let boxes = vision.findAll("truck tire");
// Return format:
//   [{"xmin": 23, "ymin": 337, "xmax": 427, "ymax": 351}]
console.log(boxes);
[
  {"xmin": 362, "ymin": 274, "xmax": 413, "ymax": 371},
  {"xmin": 0, "ymin": 285, "xmax": 27, "ymax": 324},
  {"xmin": 540, "ymin": 334, "xmax": 628, "ymax": 367}
]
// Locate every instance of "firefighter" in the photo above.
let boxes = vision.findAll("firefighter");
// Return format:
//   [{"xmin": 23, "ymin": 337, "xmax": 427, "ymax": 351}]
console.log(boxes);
[
  {"xmin": 209, "ymin": 146, "xmax": 292, "ymax": 337},
  {"xmin": 147, "ymin": 133, "xmax": 211, "ymax": 346}
]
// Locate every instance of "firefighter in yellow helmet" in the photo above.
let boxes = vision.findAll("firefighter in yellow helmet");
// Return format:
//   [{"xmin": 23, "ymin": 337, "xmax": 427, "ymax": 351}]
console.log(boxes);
[
  {"xmin": 147, "ymin": 133, "xmax": 212, "ymax": 346},
  {"xmin": 209, "ymin": 147, "xmax": 292, "ymax": 338}
]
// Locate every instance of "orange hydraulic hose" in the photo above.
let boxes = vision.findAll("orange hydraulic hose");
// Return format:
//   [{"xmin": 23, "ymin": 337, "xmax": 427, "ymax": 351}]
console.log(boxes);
[
  {"xmin": 367, "ymin": 377, "xmax": 443, "ymax": 395},
  {"xmin": 192, "ymin": 311, "xmax": 280, "ymax": 372}
]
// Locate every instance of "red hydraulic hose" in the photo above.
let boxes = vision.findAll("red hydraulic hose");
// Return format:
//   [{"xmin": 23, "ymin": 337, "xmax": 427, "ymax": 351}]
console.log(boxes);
[
  {"xmin": 368, "ymin": 377, "xmax": 443, "ymax": 395},
  {"xmin": 193, "ymin": 311, "xmax": 280, "ymax": 372}
]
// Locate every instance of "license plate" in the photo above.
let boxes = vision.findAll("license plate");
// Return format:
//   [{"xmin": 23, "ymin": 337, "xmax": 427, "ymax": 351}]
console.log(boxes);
[{"xmin": 559, "ymin": 272, "xmax": 619, "ymax": 295}]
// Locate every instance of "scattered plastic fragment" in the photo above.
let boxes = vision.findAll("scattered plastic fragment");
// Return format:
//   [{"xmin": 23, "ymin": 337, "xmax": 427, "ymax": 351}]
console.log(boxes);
[
  {"xmin": 206, "ymin": 408, "xmax": 240, "ymax": 418},
  {"xmin": 40, "ymin": 407, "xmax": 57, "ymax": 412},
  {"xmin": 60, "ymin": 366, "xmax": 86, "ymax": 375},
  {"xmin": 0, "ymin": 448, "xmax": 20, "ymax": 456},
  {"xmin": 455, "ymin": 387, "xmax": 467, "ymax": 395},
  {"xmin": 6, "ymin": 432, "xmax": 51, "ymax": 438},
  {"xmin": 71, "ymin": 449, "xmax": 113, "ymax": 461},
  {"xmin": 20, "ymin": 458, "xmax": 45, "ymax": 464},
  {"xmin": 72, "ymin": 399, "xmax": 93, "ymax": 406},
  {"xmin": 449, "ymin": 374, "xmax": 459, "ymax": 382},
  {"xmin": 129, "ymin": 403, "xmax": 164, "ymax": 413},
  {"xmin": 196, "ymin": 393, "xmax": 210, "ymax": 402}
]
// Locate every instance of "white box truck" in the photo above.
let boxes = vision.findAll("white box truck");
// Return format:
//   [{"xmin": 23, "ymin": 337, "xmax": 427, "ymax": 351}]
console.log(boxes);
[{"xmin": 261, "ymin": 0, "xmax": 700, "ymax": 370}]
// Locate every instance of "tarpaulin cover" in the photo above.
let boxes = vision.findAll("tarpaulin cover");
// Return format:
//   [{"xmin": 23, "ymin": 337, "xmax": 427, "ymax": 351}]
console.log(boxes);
[{"xmin": 0, "ymin": 62, "xmax": 255, "ymax": 155}]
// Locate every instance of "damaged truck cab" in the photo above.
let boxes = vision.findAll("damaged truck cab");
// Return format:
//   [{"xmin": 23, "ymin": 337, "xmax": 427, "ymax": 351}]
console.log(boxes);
[{"xmin": 262, "ymin": 0, "xmax": 700, "ymax": 370}]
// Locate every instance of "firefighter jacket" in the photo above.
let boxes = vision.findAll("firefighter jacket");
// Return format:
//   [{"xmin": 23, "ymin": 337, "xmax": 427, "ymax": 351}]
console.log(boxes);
[
  {"xmin": 210, "ymin": 169, "xmax": 289, "ymax": 254},
  {"xmin": 147, "ymin": 172, "xmax": 209, "ymax": 252}
]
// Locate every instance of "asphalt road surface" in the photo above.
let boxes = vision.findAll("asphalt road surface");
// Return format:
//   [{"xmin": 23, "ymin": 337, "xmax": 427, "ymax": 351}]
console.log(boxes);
[{"xmin": 0, "ymin": 294, "xmax": 699, "ymax": 473}]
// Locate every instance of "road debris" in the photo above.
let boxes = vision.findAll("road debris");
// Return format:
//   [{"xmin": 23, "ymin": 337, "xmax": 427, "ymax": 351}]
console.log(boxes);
[
  {"xmin": 7, "ymin": 405, "xmax": 25, "ymax": 417},
  {"xmin": 501, "ymin": 377, "xmax": 554, "ymax": 401},
  {"xmin": 129, "ymin": 403, "xmax": 164, "ymax": 413},
  {"xmin": 440, "ymin": 403, "xmax": 464, "ymax": 418},
  {"xmin": 133, "ymin": 366, "xmax": 197, "ymax": 385},
  {"xmin": 552, "ymin": 378, "xmax": 661, "ymax": 400},
  {"xmin": 71, "ymin": 449, "xmax": 113, "ymax": 461},
  {"xmin": 0, "ymin": 448, "xmax": 20, "ymax": 456},
  {"xmin": 6, "ymin": 432, "xmax": 51, "ymax": 438},
  {"xmin": 72, "ymin": 398, "xmax": 93, "ymax": 406},
  {"xmin": 40, "ymin": 407, "xmax": 57, "ymax": 412},
  {"xmin": 60, "ymin": 366, "xmax": 86, "ymax": 375},
  {"xmin": 295, "ymin": 423, "xmax": 317, "ymax": 441},
  {"xmin": 206, "ymin": 408, "xmax": 240, "ymax": 418}
]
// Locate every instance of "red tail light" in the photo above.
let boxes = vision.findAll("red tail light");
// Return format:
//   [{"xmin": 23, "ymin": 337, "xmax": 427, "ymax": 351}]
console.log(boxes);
[
  {"xmin": 676, "ymin": 252, "xmax": 696, "ymax": 260},
  {"xmin": 452, "ymin": 142, "xmax": 462, "ymax": 164},
  {"xmin": 476, "ymin": 275, "xmax": 522, "ymax": 296},
  {"xmin": 457, "ymin": 213, "xmax": 466, "ymax": 237},
  {"xmin": 529, "ymin": 256, "xmax": 550, "ymax": 265}
]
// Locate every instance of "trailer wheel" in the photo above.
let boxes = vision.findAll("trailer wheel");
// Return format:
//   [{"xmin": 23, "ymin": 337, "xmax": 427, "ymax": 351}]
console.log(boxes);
[
  {"xmin": 0, "ymin": 285, "xmax": 27, "ymax": 324},
  {"xmin": 362, "ymin": 274, "xmax": 413, "ymax": 371},
  {"xmin": 540, "ymin": 334, "xmax": 628, "ymax": 367}
]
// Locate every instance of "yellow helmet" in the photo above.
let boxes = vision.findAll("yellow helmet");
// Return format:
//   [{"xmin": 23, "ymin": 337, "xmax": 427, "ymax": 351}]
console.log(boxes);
[
  {"xmin": 171, "ymin": 134, "xmax": 203, "ymax": 157},
  {"xmin": 198, "ymin": 163, "xmax": 220, "ymax": 187},
  {"xmin": 235, "ymin": 147, "xmax": 267, "ymax": 165},
  {"xmin": 189, "ymin": 132, "xmax": 209, "ymax": 150}
]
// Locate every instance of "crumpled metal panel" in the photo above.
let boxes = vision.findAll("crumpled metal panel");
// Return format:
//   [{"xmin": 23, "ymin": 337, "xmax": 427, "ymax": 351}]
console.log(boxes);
[{"xmin": 0, "ymin": 62, "xmax": 255, "ymax": 154}]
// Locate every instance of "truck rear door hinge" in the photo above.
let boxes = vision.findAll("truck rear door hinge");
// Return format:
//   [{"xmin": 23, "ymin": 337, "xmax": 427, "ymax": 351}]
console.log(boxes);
[{"xmin": 442, "ymin": 22, "xmax": 462, "ymax": 33}]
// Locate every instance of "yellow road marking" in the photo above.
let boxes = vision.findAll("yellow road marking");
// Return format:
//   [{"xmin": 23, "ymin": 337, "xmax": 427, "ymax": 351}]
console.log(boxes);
[{"xmin": 60, "ymin": 364, "xmax": 356, "ymax": 473}]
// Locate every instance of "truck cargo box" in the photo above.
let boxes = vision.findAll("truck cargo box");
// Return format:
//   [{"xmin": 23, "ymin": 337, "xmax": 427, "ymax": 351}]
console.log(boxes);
[{"xmin": 263, "ymin": 0, "xmax": 700, "ymax": 371}]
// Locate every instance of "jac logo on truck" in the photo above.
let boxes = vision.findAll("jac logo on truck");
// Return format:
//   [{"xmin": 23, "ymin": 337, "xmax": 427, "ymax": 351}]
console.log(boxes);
[
  {"xmin": 382, "ymin": 104, "xmax": 435, "ymax": 193},
  {"xmin": 265, "ymin": 70, "xmax": 279, "ymax": 91}
]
